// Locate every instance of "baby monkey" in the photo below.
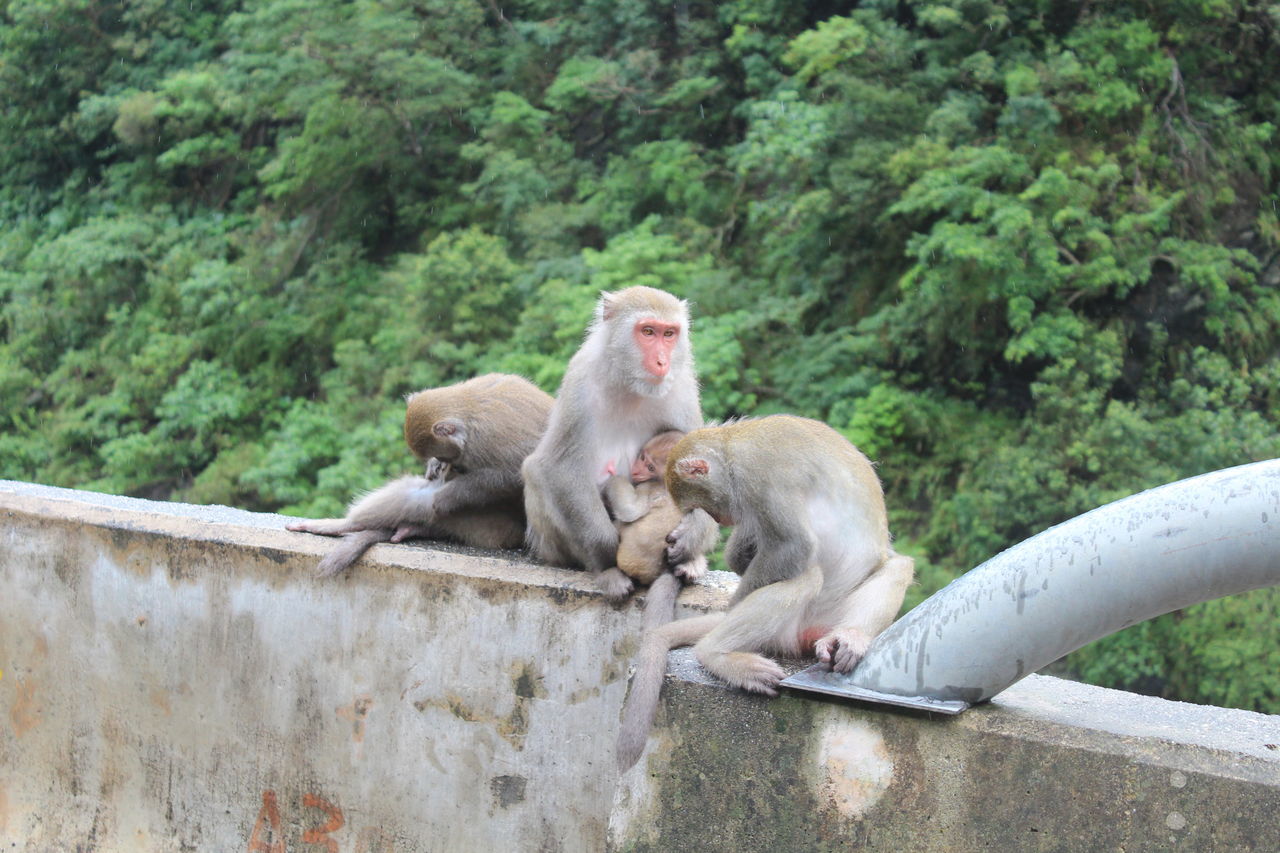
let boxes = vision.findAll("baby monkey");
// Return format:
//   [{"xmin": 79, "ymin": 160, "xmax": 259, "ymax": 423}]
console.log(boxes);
[{"xmin": 602, "ymin": 430, "xmax": 692, "ymax": 586}]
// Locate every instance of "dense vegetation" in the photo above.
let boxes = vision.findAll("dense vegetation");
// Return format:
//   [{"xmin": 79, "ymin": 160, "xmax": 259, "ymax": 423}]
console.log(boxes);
[{"xmin": 3, "ymin": 0, "xmax": 1279, "ymax": 711}]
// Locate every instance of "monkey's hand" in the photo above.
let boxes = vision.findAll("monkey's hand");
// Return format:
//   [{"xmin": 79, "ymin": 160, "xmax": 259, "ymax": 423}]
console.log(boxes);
[
  {"xmin": 814, "ymin": 627, "xmax": 874, "ymax": 674},
  {"xmin": 664, "ymin": 509, "xmax": 718, "ymax": 566},
  {"xmin": 672, "ymin": 554, "xmax": 708, "ymax": 585},
  {"xmin": 596, "ymin": 567, "xmax": 635, "ymax": 602}
]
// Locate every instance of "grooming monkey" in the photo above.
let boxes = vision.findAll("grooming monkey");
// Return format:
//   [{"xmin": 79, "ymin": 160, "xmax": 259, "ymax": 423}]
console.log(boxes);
[
  {"xmin": 522, "ymin": 287, "xmax": 718, "ymax": 600},
  {"xmin": 288, "ymin": 373, "xmax": 553, "ymax": 576},
  {"xmin": 616, "ymin": 415, "xmax": 914, "ymax": 769},
  {"xmin": 603, "ymin": 430, "xmax": 690, "ymax": 586}
]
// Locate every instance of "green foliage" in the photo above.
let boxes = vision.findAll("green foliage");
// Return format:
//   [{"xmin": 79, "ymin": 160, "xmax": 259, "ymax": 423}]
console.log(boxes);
[{"xmin": 3, "ymin": 0, "xmax": 1280, "ymax": 711}]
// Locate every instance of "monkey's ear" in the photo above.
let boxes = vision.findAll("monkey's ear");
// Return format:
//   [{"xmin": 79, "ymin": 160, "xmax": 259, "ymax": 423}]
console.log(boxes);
[
  {"xmin": 674, "ymin": 458, "xmax": 710, "ymax": 479},
  {"xmin": 599, "ymin": 290, "xmax": 619, "ymax": 322},
  {"xmin": 432, "ymin": 418, "xmax": 465, "ymax": 439}
]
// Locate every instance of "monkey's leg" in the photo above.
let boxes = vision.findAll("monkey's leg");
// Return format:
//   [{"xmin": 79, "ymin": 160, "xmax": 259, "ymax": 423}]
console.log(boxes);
[
  {"xmin": 814, "ymin": 553, "xmax": 915, "ymax": 672},
  {"xmin": 693, "ymin": 563, "xmax": 825, "ymax": 696},
  {"xmin": 287, "ymin": 518, "xmax": 362, "ymax": 536},
  {"xmin": 346, "ymin": 475, "xmax": 437, "ymax": 529}
]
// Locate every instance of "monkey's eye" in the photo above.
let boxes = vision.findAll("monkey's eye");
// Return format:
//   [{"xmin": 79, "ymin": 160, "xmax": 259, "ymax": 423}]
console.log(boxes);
[
  {"xmin": 640, "ymin": 326, "xmax": 656, "ymax": 337},
  {"xmin": 663, "ymin": 328, "xmax": 676, "ymax": 338}
]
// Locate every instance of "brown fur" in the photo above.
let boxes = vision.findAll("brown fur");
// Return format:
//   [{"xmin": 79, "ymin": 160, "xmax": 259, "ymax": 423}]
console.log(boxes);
[
  {"xmin": 615, "ymin": 415, "xmax": 913, "ymax": 769},
  {"xmin": 289, "ymin": 373, "xmax": 553, "ymax": 576}
]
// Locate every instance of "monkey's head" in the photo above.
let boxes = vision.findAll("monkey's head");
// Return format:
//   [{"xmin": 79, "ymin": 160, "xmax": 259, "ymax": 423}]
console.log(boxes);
[
  {"xmin": 665, "ymin": 429, "xmax": 734, "ymax": 525},
  {"xmin": 632, "ymin": 430, "xmax": 684, "ymax": 483},
  {"xmin": 404, "ymin": 388, "xmax": 467, "ymax": 463},
  {"xmin": 410, "ymin": 418, "xmax": 466, "ymax": 463},
  {"xmin": 595, "ymin": 287, "xmax": 692, "ymax": 398}
]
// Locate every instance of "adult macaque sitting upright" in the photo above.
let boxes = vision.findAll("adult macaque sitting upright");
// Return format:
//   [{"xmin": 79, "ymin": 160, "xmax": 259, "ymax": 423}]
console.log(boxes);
[{"xmin": 522, "ymin": 287, "xmax": 719, "ymax": 600}]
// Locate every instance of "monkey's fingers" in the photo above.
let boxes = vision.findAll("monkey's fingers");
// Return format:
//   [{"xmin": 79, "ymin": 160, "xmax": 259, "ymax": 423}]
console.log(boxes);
[{"xmin": 672, "ymin": 556, "xmax": 707, "ymax": 584}]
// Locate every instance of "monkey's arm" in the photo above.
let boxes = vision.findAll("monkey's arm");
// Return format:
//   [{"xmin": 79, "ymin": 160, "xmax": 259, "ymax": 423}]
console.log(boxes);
[
  {"xmin": 730, "ymin": 517, "xmax": 815, "ymax": 603},
  {"xmin": 722, "ymin": 527, "xmax": 758, "ymax": 575},
  {"xmin": 603, "ymin": 475, "xmax": 651, "ymax": 524},
  {"xmin": 429, "ymin": 467, "xmax": 523, "ymax": 518}
]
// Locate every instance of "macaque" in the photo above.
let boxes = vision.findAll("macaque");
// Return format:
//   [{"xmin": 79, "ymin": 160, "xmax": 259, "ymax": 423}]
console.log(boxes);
[
  {"xmin": 615, "ymin": 415, "xmax": 914, "ymax": 769},
  {"xmin": 602, "ymin": 430, "xmax": 691, "ymax": 586},
  {"xmin": 288, "ymin": 373, "xmax": 553, "ymax": 577},
  {"xmin": 522, "ymin": 287, "xmax": 719, "ymax": 601}
]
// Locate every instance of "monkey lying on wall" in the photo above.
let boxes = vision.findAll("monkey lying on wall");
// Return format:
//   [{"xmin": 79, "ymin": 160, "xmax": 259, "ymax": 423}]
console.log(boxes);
[
  {"xmin": 616, "ymin": 415, "xmax": 914, "ymax": 769},
  {"xmin": 523, "ymin": 287, "xmax": 718, "ymax": 600},
  {"xmin": 287, "ymin": 373, "xmax": 553, "ymax": 577}
]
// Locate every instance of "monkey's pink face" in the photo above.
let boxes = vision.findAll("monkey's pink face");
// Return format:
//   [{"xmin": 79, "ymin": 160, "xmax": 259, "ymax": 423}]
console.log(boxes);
[
  {"xmin": 630, "ymin": 452, "xmax": 658, "ymax": 482},
  {"xmin": 633, "ymin": 319, "xmax": 680, "ymax": 380}
]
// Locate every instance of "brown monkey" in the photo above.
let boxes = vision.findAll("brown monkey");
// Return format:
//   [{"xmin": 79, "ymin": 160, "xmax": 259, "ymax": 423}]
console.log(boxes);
[
  {"xmin": 288, "ymin": 373, "xmax": 553, "ymax": 576},
  {"xmin": 522, "ymin": 287, "xmax": 719, "ymax": 600},
  {"xmin": 615, "ymin": 415, "xmax": 914, "ymax": 769},
  {"xmin": 602, "ymin": 430, "xmax": 690, "ymax": 586}
]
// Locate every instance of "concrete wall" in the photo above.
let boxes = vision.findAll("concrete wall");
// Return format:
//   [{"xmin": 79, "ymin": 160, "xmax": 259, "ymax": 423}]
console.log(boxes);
[{"xmin": 2, "ymin": 481, "xmax": 1278, "ymax": 852}]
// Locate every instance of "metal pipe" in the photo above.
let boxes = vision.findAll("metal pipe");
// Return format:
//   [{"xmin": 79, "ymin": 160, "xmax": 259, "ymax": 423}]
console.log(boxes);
[{"xmin": 782, "ymin": 459, "xmax": 1280, "ymax": 712}]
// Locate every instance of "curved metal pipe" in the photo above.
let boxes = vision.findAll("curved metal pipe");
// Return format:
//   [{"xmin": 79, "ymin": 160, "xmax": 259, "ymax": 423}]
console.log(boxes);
[{"xmin": 782, "ymin": 459, "xmax": 1280, "ymax": 712}]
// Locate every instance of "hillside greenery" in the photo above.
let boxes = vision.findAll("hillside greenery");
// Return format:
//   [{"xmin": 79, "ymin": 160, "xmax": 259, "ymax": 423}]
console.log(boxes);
[{"xmin": 3, "ymin": 0, "xmax": 1279, "ymax": 712}]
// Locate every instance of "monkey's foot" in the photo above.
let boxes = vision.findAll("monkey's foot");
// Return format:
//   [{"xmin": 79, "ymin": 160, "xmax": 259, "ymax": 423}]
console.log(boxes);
[
  {"xmin": 596, "ymin": 567, "xmax": 635, "ymax": 602},
  {"xmin": 814, "ymin": 627, "xmax": 873, "ymax": 673},
  {"xmin": 286, "ymin": 519, "xmax": 353, "ymax": 537},
  {"xmin": 701, "ymin": 651, "xmax": 785, "ymax": 697}
]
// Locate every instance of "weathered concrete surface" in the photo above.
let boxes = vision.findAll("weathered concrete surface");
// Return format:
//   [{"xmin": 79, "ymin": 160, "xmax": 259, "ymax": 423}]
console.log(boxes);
[
  {"xmin": 3, "ymin": 480, "xmax": 1280, "ymax": 852},
  {"xmin": 0, "ymin": 480, "xmax": 726, "ymax": 852},
  {"xmin": 612, "ymin": 658, "xmax": 1280, "ymax": 852}
]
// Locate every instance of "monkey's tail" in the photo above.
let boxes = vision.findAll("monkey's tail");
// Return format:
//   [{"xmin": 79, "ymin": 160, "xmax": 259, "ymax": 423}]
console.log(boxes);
[
  {"xmin": 615, "ymin": 575, "xmax": 730, "ymax": 771},
  {"xmin": 616, "ymin": 572, "xmax": 681, "ymax": 771},
  {"xmin": 316, "ymin": 528, "xmax": 393, "ymax": 578}
]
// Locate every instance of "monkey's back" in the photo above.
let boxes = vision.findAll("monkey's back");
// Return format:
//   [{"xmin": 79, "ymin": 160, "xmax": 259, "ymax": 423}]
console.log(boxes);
[
  {"xmin": 615, "ymin": 484, "xmax": 682, "ymax": 585},
  {"xmin": 669, "ymin": 415, "xmax": 889, "ymax": 553},
  {"xmin": 404, "ymin": 373, "xmax": 553, "ymax": 464}
]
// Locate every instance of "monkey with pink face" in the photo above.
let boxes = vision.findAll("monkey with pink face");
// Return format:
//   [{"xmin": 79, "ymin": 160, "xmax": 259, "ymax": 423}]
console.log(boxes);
[{"xmin": 522, "ymin": 287, "xmax": 719, "ymax": 601}]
